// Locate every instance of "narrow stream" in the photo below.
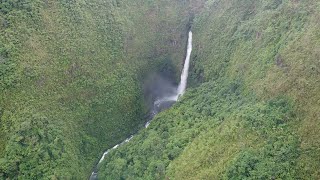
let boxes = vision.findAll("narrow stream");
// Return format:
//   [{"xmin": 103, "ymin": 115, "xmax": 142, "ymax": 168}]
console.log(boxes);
[{"xmin": 90, "ymin": 31, "xmax": 192, "ymax": 180}]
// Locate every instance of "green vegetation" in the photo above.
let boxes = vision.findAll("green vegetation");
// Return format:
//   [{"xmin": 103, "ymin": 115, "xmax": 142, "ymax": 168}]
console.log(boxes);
[
  {"xmin": 1, "ymin": 0, "xmax": 319, "ymax": 179},
  {"xmin": 98, "ymin": 80, "xmax": 300, "ymax": 179},
  {"xmin": 0, "ymin": 0, "xmax": 195, "ymax": 178},
  {"xmin": 97, "ymin": 0, "xmax": 320, "ymax": 179}
]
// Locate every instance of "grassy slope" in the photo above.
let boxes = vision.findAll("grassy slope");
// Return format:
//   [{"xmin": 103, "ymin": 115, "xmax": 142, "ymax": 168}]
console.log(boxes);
[
  {"xmin": 98, "ymin": 0, "xmax": 320, "ymax": 179},
  {"xmin": 190, "ymin": 0, "xmax": 320, "ymax": 178},
  {"xmin": 0, "ymin": 0, "xmax": 192, "ymax": 178}
]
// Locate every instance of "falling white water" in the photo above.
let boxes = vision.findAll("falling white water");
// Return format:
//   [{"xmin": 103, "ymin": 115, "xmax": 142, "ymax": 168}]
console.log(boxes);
[
  {"xmin": 145, "ymin": 31, "xmax": 193, "ymax": 127},
  {"xmin": 176, "ymin": 31, "xmax": 193, "ymax": 98},
  {"xmin": 90, "ymin": 31, "xmax": 193, "ymax": 180}
]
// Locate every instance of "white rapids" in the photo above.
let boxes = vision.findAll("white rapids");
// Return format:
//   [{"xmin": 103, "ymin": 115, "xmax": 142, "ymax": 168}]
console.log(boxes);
[{"xmin": 90, "ymin": 31, "xmax": 193, "ymax": 180}]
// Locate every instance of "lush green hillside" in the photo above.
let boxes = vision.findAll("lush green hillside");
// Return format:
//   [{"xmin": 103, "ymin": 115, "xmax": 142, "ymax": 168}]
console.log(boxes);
[
  {"xmin": 0, "ymin": 0, "xmax": 196, "ymax": 178},
  {"xmin": 97, "ymin": 0, "xmax": 320, "ymax": 179},
  {"xmin": 1, "ymin": 0, "xmax": 319, "ymax": 179}
]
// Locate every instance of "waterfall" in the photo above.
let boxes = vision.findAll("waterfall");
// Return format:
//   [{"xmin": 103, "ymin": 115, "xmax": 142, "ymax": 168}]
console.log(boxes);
[
  {"xmin": 89, "ymin": 31, "xmax": 193, "ymax": 180},
  {"xmin": 145, "ymin": 31, "xmax": 193, "ymax": 127},
  {"xmin": 176, "ymin": 31, "xmax": 193, "ymax": 98}
]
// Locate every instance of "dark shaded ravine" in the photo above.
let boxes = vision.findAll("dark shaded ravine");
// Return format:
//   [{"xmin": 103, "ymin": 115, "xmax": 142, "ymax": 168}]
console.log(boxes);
[{"xmin": 89, "ymin": 31, "xmax": 192, "ymax": 179}]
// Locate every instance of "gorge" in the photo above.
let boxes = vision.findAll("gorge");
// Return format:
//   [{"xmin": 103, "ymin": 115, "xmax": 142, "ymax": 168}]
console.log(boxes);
[
  {"xmin": 0, "ymin": 0, "xmax": 319, "ymax": 179},
  {"xmin": 90, "ymin": 31, "xmax": 193, "ymax": 179}
]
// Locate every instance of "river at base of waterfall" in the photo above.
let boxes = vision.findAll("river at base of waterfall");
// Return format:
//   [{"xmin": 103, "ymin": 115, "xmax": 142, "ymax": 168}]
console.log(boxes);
[{"xmin": 89, "ymin": 31, "xmax": 192, "ymax": 180}]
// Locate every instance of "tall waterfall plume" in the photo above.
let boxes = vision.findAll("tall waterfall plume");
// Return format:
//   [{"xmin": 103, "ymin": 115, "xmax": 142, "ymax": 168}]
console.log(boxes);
[{"xmin": 176, "ymin": 31, "xmax": 193, "ymax": 99}]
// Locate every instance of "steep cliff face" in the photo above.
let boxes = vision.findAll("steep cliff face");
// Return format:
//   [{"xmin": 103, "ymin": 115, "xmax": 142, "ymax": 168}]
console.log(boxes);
[
  {"xmin": 189, "ymin": 1, "xmax": 320, "ymax": 178},
  {"xmin": 97, "ymin": 0, "xmax": 320, "ymax": 179},
  {"xmin": 0, "ymin": 0, "xmax": 198, "ymax": 178}
]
